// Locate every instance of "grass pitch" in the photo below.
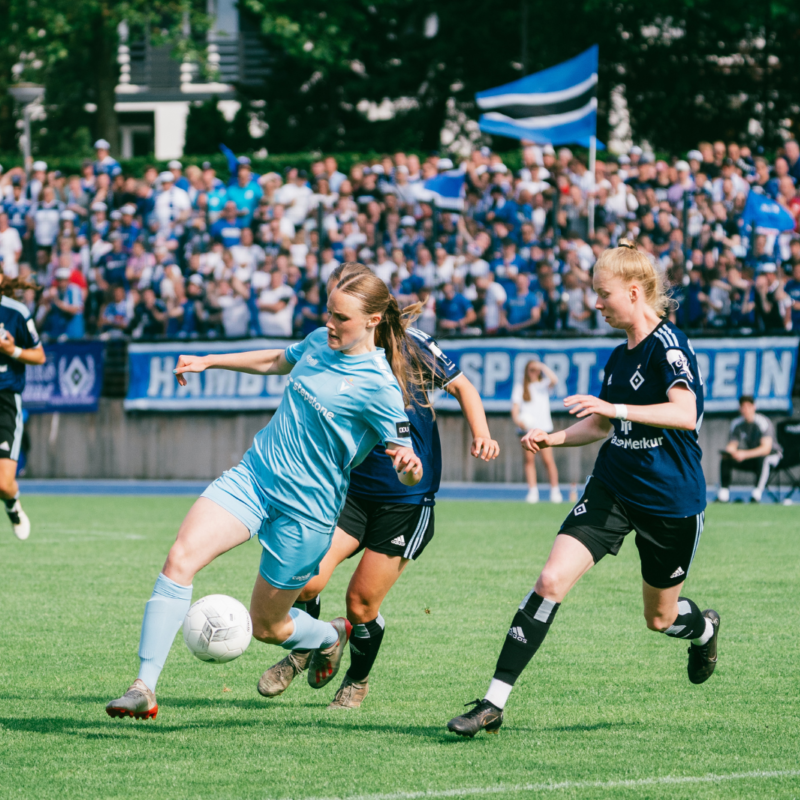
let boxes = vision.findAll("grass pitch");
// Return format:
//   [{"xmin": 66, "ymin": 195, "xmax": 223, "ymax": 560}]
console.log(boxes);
[{"xmin": 1, "ymin": 497, "xmax": 798, "ymax": 800}]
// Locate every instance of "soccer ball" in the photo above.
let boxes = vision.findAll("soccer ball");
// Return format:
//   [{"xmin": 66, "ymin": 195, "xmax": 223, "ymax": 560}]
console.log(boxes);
[{"xmin": 183, "ymin": 594, "xmax": 253, "ymax": 663}]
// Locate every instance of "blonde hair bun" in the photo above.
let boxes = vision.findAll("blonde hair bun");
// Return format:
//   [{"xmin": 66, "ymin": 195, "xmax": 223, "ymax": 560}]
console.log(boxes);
[{"xmin": 594, "ymin": 241, "xmax": 676, "ymax": 316}]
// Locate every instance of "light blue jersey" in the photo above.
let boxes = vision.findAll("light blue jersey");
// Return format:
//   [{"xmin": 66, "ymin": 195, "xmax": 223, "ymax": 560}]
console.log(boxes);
[
  {"xmin": 203, "ymin": 328, "xmax": 413, "ymax": 588},
  {"xmin": 252, "ymin": 327, "xmax": 412, "ymax": 530}
]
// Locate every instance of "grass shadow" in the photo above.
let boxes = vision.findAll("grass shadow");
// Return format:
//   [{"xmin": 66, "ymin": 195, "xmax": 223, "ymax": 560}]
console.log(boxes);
[
  {"xmin": 0, "ymin": 713, "xmax": 457, "ymax": 743},
  {"xmin": 542, "ymin": 721, "xmax": 641, "ymax": 733}
]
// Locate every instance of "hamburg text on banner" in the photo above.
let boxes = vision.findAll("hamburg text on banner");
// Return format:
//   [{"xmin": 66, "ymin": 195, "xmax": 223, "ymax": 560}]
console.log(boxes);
[{"xmin": 124, "ymin": 337, "xmax": 799, "ymax": 413}]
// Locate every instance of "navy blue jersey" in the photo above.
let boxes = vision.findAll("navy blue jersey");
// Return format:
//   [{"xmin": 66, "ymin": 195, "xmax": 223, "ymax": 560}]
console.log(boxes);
[
  {"xmin": 347, "ymin": 328, "xmax": 461, "ymax": 506},
  {"xmin": 0, "ymin": 296, "xmax": 41, "ymax": 393},
  {"xmin": 593, "ymin": 320, "xmax": 705, "ymax": 518}
]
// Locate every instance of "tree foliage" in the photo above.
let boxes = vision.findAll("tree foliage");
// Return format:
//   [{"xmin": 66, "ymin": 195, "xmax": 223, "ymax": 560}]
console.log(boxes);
[
  {"xmin": 1, "ymin": 0, "xmax": 799, "ymax": 157},
  {"xmin": 243, "ymin": 0, "xmax": 800, "ymax": 154},
  {"xmin": 599, "ymin": 0, "xmax": 800, "ymax": 150},
  {"xmin": 2, "ymin": 0, "xmax": 210, "ymax": 155}
]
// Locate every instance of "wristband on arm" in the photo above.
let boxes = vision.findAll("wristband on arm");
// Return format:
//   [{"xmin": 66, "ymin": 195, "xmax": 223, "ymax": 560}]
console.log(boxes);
[{"xmin": 614, "ymin": 403, "xmax": 628, "ymax": 421}]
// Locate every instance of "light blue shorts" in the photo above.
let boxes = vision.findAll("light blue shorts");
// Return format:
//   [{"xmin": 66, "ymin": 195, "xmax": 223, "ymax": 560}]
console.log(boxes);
[{"xmin": 202, "ymin": 461, "xmax": 333, "ymax": 590}]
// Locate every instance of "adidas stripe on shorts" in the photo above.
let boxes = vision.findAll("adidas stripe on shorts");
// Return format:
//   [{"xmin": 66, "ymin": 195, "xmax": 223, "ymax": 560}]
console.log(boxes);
[
  {"xmin": 337, "ymin": 494, "xmax": 435, "ymax": 561},
  {"xmin": 0, "ymin": 390, "xmax": 24, "ymax": 462},
  {"xmin": 559, "ymin": 476, "xmax": 705, "ymax": 589}
]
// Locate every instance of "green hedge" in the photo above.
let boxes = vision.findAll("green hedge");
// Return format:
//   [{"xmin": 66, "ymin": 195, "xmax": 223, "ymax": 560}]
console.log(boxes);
[
  {"xmin": 1, "ymin": 146, "xmax": 669, "ymax": 179},
  {"xmin": 0, "ymin": 149, "xmax": 530, "ymax": 177}
]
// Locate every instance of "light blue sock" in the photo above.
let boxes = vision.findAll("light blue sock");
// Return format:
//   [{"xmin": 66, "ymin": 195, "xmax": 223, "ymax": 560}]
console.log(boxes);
[
  {"xmin": 280, "ymin": 608, "xmax": 338, "ymax": 650},
  {"xmin": 137, "ymin": 573, "xmax": 193, "ymax": 692}
]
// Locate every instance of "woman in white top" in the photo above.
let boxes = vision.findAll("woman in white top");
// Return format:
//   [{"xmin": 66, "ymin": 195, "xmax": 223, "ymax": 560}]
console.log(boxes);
[{"xmin": 511, "ymin": 360, "xmax": 561, "ymax": 503}]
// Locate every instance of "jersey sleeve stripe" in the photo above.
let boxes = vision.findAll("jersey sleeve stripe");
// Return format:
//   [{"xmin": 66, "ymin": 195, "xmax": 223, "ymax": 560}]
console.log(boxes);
[
  {"xmin": 0, "ymin": 296, "xmax": 31, "ymax": 320},
  {"xmin": 666, "ymin": 377, "xmax": 696, "ymax": 397},
  {"xmin": 440, "ymin": 371, "xmax": 462, "ymax": 389},
  {"xmin": 653, "ymin": 329, "xmax": 670, "ymax": 349},
  {"xmin": 665, "ymin": 327, "xmax": 680, "ymax": 347}
]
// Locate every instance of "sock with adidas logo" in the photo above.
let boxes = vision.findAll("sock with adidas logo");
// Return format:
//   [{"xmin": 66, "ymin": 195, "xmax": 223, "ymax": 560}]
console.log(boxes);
[
  {"xmin": 487, "ymin": 590, "xmax": 560, "ymax": 707},
  {"xmin": 662, "ymin": 596, "xmax": 708, "ymax": 642},
  {"xmin": 346, "ymin": 614, "xmax": 385, "ymax": 682}
]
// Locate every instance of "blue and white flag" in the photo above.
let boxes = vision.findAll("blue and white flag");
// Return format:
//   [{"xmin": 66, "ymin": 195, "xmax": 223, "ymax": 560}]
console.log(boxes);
[
  {"xmin": 740, "ymin": 189, "xmax": 797, "ymax": 233},
  {"xmin": 475, "ymin": 45, "xmax": 603, "ymax": 149},
  {"xmin": 421, "ymin": 170, "xmax": 465, "ymax": 211}
]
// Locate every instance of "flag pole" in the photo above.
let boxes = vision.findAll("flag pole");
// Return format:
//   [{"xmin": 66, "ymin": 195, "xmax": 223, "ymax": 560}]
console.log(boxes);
[{"xmin": 587, "ymin": 135, "xmax": 596, "ymax": 238}]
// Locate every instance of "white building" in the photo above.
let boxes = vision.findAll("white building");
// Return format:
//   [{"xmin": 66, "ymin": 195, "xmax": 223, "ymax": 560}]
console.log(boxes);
[{"xmin": 114, "ymin": 0, "xmax": 270, "ymax": 159}]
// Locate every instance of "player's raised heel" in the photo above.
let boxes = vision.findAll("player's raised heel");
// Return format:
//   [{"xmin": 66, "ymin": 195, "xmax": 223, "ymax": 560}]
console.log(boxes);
[
  {"xmin": 308, "ymin": 618, "xmax": 352, "ymax": 689},
  {"xmin": 6, "ymin": 500, "xmax": 30, "ymax": 541},
  {"xmin": 328, "ymin": 674, "xmax": 369, "ymax": 709},
  {"xmin": 257, "ymin": 650, "xmax": 312, "ymax": 697},
  {"xmin": 687, "ymin": 609, "xmax": 720, "ymax": 685},
  {"xmin": 447, "ymin": 699, "xmax": 504, "ymax": 738},
  {"xmin": 106, "ymin": 679, "xmax": 158, "ymax": 720}
]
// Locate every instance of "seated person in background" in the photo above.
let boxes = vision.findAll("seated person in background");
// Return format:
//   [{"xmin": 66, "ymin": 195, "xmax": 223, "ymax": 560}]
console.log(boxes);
[
  {"xmin": 212, "ymin": 278, "xmax": 250, "ymax": 339},
  {"xmin": 40, "ymin": 267, "xmax": 85, "ymax": 340},
  {"xmin": 717, "ymin": 395, "xmax": 782, "ymax": 504},
  {"xmin": 130, "ymin": 287, "xmax": 167, "ymax": 339},
  {"xmin": 501, "ymin": 273, "xmax": 542, "ymax": 333},
  {"xmin": 559, "ymin": 269, "xmax": 593, "ymax": 332},
  {"xmin": 257, "ymin": 267, "xmax": 296, "ymax": 337},
  {"xmin": 98, "ymin": 284, "xmax": 131, "ymax": 336},
  {"xmin": 293, "ymin": 280, "xmax": 325, "ymax": 338},
  {"xmin": 436, "ymin": 281, "xmax": 476, "ymax": 334}
]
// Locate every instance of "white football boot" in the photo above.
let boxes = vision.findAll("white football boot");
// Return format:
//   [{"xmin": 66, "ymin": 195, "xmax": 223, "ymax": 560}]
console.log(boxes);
[{"xmin": 6, "ymin": 499, "xmax": 30, "ymax": 540}]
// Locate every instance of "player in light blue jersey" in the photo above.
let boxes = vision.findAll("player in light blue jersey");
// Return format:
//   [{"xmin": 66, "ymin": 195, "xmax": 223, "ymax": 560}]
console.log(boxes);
[
  {"xmin": 107, "ymin": 269, "xmax": 424, "ymax": 720},
  {"xmin": 258, "ymin": 263, "xmax": 500, "ymax": 709}
]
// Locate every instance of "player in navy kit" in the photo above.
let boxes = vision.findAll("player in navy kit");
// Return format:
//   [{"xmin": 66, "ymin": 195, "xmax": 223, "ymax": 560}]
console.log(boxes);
[
  {"xmin": 0, "ymin": 278, "xmax": 46, "ymax": 540},
  {"xmin": 448, "ymin": 240, "xmax": 720, "ymax": 737},
  {"xmin": 258, "ymin": 263, "xmax": 500, "ymax": 708}
]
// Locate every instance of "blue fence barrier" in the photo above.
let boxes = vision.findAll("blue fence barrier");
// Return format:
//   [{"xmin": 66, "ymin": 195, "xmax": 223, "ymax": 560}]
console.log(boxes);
[
  {"xmin": 125, "ymin": 335, "xmax": 799, "ymax": 414},
  {"xmin": 23, "ymin": 341, "xmax": 105, "ymax": 413}
]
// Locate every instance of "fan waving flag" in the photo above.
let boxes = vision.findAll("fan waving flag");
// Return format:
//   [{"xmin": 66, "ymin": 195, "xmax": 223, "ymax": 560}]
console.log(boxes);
[
  {"xmin": 420, "ymin": 170, "xmax": 466, "ymax": 211},
  {"xmin": 476, "ymin": 45, "xmax": 603, "ymax": 149},
  {"xmin": 740, "ymin": 190, "xmax": 797, "ymax": 233}
]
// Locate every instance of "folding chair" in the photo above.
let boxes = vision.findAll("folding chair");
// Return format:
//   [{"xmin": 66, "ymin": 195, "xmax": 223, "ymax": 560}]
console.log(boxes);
[{"xmin": 765, "ymin": 419, "xmax": 800, "ymax": 503}]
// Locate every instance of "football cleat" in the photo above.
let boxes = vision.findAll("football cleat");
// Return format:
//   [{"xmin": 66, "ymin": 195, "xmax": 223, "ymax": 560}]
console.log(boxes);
[
  {"xmin": 308, "ymin": 618, "xmax": 352, "ymax": 689},
  {"xmin": 328, "ymin": 674, "xmax": 369, "ymax": 709},
  {"xmin": 6, "ymin": 500, "xmax": 30, "ymax": 540},
  {"xmin": 106, "ymin": 679, "xmax": 158, "ymax": 720},
  {"xmin": 257, "ymin": 650, "xmax": 312, "ymax": 698},
  {"xmin": 687, "ymin": 609, "xmax": 721, "ymax": 685},
  {"xmin": 447, "ymin": 699, "xmax": 504, "ymax": 737}
]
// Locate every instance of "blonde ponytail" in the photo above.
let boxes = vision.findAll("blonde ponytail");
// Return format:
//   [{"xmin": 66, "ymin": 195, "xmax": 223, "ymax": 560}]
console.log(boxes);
[{"xmin": 334, "ymin": 268, "xmax": 431, "ymax": 408}]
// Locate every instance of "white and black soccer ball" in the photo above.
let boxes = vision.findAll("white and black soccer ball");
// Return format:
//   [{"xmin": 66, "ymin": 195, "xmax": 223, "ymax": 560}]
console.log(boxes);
[{"xmin": 183, "ymin": 594, "xmax": 253, "ymax": 664}]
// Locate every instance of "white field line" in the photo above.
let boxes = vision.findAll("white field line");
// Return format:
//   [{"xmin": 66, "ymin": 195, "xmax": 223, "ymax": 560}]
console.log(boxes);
[{"xmin": 271, "ymin": 769, "xmax": 800, "ymax": 800}]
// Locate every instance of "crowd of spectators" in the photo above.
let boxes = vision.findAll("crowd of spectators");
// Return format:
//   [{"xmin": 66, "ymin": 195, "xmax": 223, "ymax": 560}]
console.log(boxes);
[{"xmin": 1, "ymin": 136, "xmax": 800, "ymax": 342}]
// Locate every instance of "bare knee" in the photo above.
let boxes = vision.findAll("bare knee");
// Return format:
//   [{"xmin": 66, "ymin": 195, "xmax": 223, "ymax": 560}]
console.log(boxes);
[
  {"xmin": 535, "ymin": 568, "xmax": 567, "ymax": 602},
  {"xmin": 644, "ymin": 611, "xmax": 677, "ymax": 632},
  {"xmin": 162, "ymin": 540, "xmax": 196, "ymax": 585},
  {"xmin": 0, "ymin": 477, "xmax": 17, "ymax": 498},
  {"xmin": 251, "ymin": 619, "xmax": 285, "ymax": 645},
  {"xmin": 298, "ymin": 577, "xmax": 325, "ymax": 603},
  {"xmin": 346, "ymin": 589, "xmax": 379, "ymax": 625},
  {"xmin": 297, "ymin": 587, "xmax": 316, "ymax": 604}
]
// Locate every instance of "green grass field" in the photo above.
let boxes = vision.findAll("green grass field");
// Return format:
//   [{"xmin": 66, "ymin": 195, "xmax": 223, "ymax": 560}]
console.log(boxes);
[{"xmin": 1, "ymin": 497, "xmax": 799, "ymax": 800}]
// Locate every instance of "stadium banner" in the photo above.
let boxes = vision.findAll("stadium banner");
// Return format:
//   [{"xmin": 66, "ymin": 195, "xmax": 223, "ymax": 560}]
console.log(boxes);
[
  {"xmin": 23, "ymin": 340, "xmax": 105, "ymax": 413},
  {"xmin": 125, "ymin": 336, "xmax": 799, "ymax": 414}
]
